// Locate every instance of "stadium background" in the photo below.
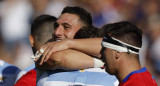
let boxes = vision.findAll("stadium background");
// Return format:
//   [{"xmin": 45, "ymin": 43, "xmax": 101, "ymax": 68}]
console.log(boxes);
[{"xmin": 0, "ymin": 0, "xmax": 159, "ymax": 85}]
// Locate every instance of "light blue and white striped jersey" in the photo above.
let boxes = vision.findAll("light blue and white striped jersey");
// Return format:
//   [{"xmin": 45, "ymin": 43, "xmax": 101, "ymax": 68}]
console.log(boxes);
[
  {"xmin": 37, "ymin": 68, "xmax": 119, "ymax": 86},
  {"xmin": 15, "ymin": 63, "xmax": 35, "ymax": 82},
  {"xmin": 23, "ymin": 64, "xmax": 35, "ymax": 71},
  {"xmin": 0, "ymin": 59, "xmax": 21, "ymax": 86}
]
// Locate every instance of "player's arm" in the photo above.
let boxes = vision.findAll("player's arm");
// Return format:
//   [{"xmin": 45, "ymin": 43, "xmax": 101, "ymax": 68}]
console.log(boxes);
[
  {"xmin": 38, "ymin": 49, "xmax": 104, "ymax": 70},
  {"xmin": 40, "ymin": 38, "xmax": 102, "ymax": 63},
  {"xmin": 68, "ymin": 38, "xmax": 102, "ymax": 57}
]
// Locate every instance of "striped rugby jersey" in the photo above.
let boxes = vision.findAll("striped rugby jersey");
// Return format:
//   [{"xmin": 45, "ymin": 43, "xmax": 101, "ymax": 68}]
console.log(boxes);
[
  {"xmin": 37, "ymin": 68, "xmax": 119, "ymax": 86},
  {"xmin": 0, "ymin": 59, "xmax": 20, "ymax": 86},
  {"xmin": 15, "ymin": 63, "xmax": 35, "ymax": 83}
]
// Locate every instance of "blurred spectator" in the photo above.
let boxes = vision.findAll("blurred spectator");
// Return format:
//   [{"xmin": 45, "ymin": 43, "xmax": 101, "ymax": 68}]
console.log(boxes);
[
  {"xmin": 0, "ymin": 33, "xmax": 12, "ymax": 64},
  {"xmin": 30, "ymin": 0, "xmax": 50, "ymax": 19},
  {"xmin": 146, "ymin": 14, "xmax": 160, "ymax": 85},
  {"xmin": 0, "ymin": 0, "xmax": 32, "ymax": 48},
  {"xmin": 44, "ymin": 0, "xmax": 68, "ymax": 18},
  {"xmin": 74, "ymin": 0, "xmax": 123, "ymax": 28},
  {"xmin": 0, "ymin": 0, "xmax": 33, "ymax": 69}
]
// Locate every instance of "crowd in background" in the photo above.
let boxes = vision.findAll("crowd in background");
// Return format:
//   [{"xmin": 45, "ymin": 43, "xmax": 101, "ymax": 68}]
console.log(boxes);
[{"xmin": 0, "ymin": 0, "xmax": 160, "ymax": 85}]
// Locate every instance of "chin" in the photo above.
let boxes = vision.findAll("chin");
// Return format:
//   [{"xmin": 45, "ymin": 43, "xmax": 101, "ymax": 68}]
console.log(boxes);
[
  {"xmin": 105, "ymin": 70, "xmax": 112, "ymax": 75},
  {"xmin": 105, "ymin": 67, "xmax": 114, "ymax": 75}
]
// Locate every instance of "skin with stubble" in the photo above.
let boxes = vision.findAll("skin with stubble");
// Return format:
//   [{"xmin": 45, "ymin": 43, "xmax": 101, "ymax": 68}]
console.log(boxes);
[
  {"xmin": 54, "ymin": 13, "xmax": 82, "ymax": 40},
  {"xmin": 100, "ymin": 21, "xmax": 143, "ymax": 82},
  {"xmin": 37, "ymin": 6, "xmax": 104, "ymax": 70},
  {"xmin": 100, "ymin": 47, "xmax": 116, "ymax": 75},
  {"xmin": 37, "ymin": 13, "xmax": 95, "ymax": 69},
  {"xmin": 30, "ymin": 15, "xmax": 94, "ymax": 70},
  {"xmin": 39, "ymin": 13, "xmax": 89, "ymax": 65}
]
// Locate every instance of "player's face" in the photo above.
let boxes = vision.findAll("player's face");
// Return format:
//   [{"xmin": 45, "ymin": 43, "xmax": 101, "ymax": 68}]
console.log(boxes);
[
  {"xmin": 53, "ymin": 13, "xmax": 82, "ymax": 40},
  {"xmin": 101, "ymin": 47, "xmax": 115, "ymax": 74}
]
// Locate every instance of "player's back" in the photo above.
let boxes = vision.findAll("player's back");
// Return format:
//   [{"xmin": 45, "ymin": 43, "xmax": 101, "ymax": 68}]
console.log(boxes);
[
  {"xmin": 37, "ymin": 68, "xmax": 119, "ymax": 86},
  {"xmin": 0, "ymin": 59, "xmax": 21, "ymax": 86}
]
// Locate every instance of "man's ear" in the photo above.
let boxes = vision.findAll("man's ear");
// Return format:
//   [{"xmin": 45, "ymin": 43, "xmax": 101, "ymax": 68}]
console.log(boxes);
[
  {"xmin": 115, "ymin": 51, "xmax": 120, "ymax": 59},
  {"xmin": 29, "ymin": 35, "xmax": 34, "ymax": 47}
]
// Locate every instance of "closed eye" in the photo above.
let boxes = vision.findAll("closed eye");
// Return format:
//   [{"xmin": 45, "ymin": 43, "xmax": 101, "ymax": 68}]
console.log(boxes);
[{"xmin": 62, "ymin": 23, "xmax": 71, "ymax": 29}]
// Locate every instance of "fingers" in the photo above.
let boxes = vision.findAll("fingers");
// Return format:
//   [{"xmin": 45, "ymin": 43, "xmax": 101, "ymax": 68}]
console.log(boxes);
[
  {"xmin": 39, "ymin": 46, "xmax": 51, "ymax": 65},
  {"xmin": 40, "ymin": 43, "xmax": 48, "ymax": 51},
  {"xmin": 38, "ymin": 43, "xmax": 50, "ymax": 65},
  {"xmin": 38, "ymin": 42, "xmax": 56, "ymax": 65},
  {"xmin": 31, "ymin": 49, "xmax": 44, "ymax": 61},
  {"xmin": 39, "ymin": 50, "xmax": 55, "ymax": 66},
  {"xmin": 36, "ymin": 41, "xmax": 67, "ymax": 65},
  {"xmin": 44, "ymin": 49, "xmax": 54, "ymax": 62}
]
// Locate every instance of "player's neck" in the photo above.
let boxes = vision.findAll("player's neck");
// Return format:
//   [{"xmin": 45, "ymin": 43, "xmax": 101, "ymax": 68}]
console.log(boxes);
[{"xmin": 116, "ymin": 59, "xmax": 141, "ymax": 82}]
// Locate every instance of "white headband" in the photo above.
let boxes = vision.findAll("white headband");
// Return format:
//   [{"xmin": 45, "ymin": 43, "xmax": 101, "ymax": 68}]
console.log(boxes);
[{"xmin": 101, "ymin": 35, "xmax": 141, "ymax": 54}]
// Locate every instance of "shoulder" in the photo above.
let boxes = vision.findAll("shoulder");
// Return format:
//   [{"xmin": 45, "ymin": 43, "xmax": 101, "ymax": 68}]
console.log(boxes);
[
  {"xmin": 0, "ymin": 60, "xmax": 21, "ymax": 85},
  {"xmin": 19, "ymin": 69, "xmax": 36, "ymax": 80},
  {"xmin": 14, "ymin": 69, "xmax": 36, "ymax": 86},
  {"xmin": 124, "ymin": 80, "xmax": 157, "ymax": 86},
  {"xmin": 38, "ymin": 69, "xmax": 118, "ymax": 86},
  {"xmin": 23, "ymin": 64, "xmax": 35, "ymax": 71},
  {"xmin": 15, "ymin": 64, "xmax": 35, "ymax": 82},
  {"xmin": 125, "ymin": 71, "xmax": 158, "ymax": 86},
  {"xmin": 0, "ymin": 60, "xmax": 20, "ymax": 74},
  {"xmin": 83, "ymin": 68, "xmax": 118, "ymax": 85}
]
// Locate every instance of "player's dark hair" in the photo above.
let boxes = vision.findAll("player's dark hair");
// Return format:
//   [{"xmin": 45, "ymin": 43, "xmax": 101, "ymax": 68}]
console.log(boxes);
[
  {"xmin": 101, "ymin": 21, "xmax": 142, "ymax": 48},
  {"xmin": 31, "ymin": 15, "xmax": 57, "ymax": 36},
  {"xmin": 31, "ymin": 15, "xmax": 57, "ymax": 54},
  {"xmin": 61, "ymin": 6, "xmax": 92, "ymax": 26},
  {"xmin": 74, "ymin": 26, "xmax": 100, "ymax": 39}
]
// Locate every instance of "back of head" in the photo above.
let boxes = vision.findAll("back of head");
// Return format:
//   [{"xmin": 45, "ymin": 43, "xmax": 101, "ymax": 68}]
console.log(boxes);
[
  {"xmin": 31, "ymin": 15, "xmax": 57, "ymax": 53},
  {"xmin": 61, "ymin": 6, "xmax": 92, "ymax": 27},
  {"xmin": 101, "ymin": 21, "xmax": 142, "ymax": 48},
  {"xmin": 74, "ymin": 26, "xmax": 100, "ymax": 39}
]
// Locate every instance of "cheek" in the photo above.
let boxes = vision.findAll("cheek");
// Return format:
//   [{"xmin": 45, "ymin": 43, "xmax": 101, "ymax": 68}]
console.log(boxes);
[
  {"xmin": 104, "ymin": 51, "xmax": 109, "ymax": 62},
  {"xmin": 65, "ymin": 31, "xmax": 75, "ymax": 39},
  {"xmin": 104, "ymin": 50, "xmax": 113, "ymax": 67},
  {"xmin": 65, "ymin": 29, "xmax": 79, "ymax": 39}
]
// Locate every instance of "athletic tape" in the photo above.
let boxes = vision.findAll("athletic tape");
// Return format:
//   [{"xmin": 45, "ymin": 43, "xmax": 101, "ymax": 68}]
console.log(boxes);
[
  {"xmin": 31, "ymin": 49, "xmax": 44, "ymax": 60},
  {"xmin": 93, "ymin": 58, "xmax": 104, "ymax": 68}
]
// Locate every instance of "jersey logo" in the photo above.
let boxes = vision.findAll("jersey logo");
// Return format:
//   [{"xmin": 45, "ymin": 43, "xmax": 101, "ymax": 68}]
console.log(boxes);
[{"xmin": 79, "ymin": 70, "xmax": 85, "ymax": 72}]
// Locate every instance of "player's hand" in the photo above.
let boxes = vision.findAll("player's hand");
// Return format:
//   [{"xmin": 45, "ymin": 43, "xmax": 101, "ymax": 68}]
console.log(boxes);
[{"xmin": 38, "ymin": 39, "xmax": 70, "ymax": 65}]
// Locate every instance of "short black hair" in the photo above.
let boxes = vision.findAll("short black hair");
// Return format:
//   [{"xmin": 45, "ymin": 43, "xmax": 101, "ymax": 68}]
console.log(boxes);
[
  {"xmin": 101, "ymin": 21, "xmax": 142, "ymax": 47},
  {"xmin": 74, "ymin": 26, "xmax": 99, "ymax": 39},
  {"xmin": 61, "ymin": 6, "xmax": 92, "ymax": 26},
  {"xmin": 31, "ymin": 15, "xmax": 57, "ymax": 36},
  {"xmin": 31, "ymin": 15, "xmax": 57, "ymax": 54}
]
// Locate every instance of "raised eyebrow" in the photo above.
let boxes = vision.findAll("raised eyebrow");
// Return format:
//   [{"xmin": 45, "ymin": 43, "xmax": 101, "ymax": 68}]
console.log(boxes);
[{"xmin": 62, "ymin": 23, "xmax": 72, "ymax": 27}]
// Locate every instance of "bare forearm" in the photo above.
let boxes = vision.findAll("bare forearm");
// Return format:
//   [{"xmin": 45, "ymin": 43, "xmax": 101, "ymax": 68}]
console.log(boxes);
[
  {"xmin": 48, "ymin": 49, "xmax": 94, "ymax": 70},
  {"xmin": 40, "ymin": 38, "xmax": 102, "ymax": 63},
  {"xmin": 68, "ymin": 38, "xmax": 102, "ymax": 58}
]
